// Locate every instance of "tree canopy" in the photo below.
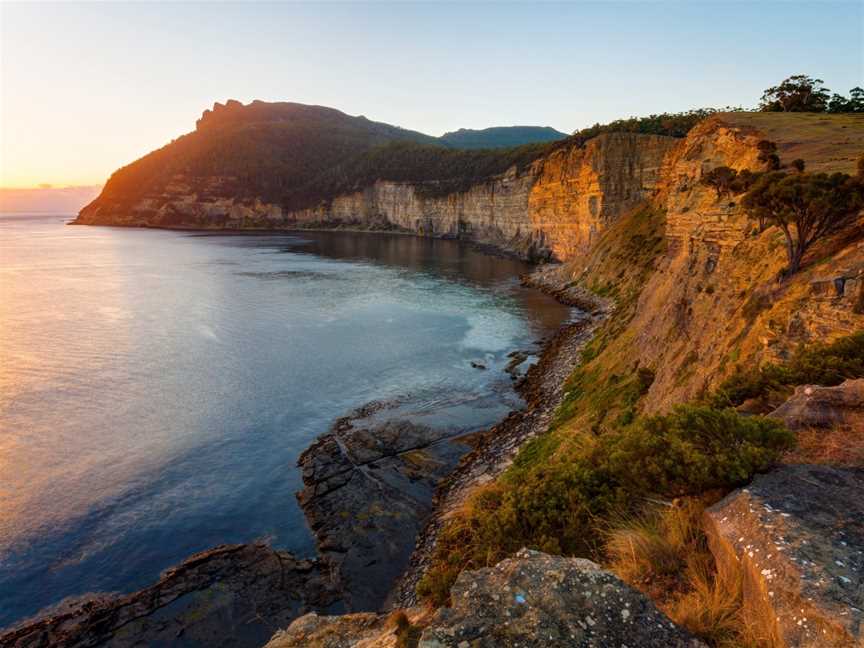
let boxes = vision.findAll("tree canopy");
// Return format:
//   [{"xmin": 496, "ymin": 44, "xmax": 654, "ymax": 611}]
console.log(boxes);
[
  {"xmin": 760, "ymin": 75, "xmax": 864, "ymax": 113},
  {"xmin": 742, "ymin": 170, "xmax": 864, "ymax": 275}
]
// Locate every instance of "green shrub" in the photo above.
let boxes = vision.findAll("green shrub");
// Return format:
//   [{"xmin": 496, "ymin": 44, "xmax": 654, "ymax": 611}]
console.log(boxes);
[
  {"xmin": 417, "ymin": 405, "xmax": 792, "ymax": 605},
  {"xmin": 712, "ymin": 331, "xmax": 864, "ymax": 407},
  {"xmin": 605, "ymin": 407, "xmax": 792, "ymax": 497}
]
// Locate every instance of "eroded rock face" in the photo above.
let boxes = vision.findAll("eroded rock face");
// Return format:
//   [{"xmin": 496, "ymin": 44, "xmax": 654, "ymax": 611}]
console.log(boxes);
[
  {"xmin": 769, "ymin": 379, "xmax": 864, "ymax": 431},
  {"xmin": 417, "ymin": 549, "xmax": 704, "ymax": 648},
  {"xmin": 297, "ymin": 402, "xmax": 471, "ymax": 611},
  {"xmin": 705, "ymin": 465, "xmax": 864, "ymax": 648},
  {"xmin": 1, "ymin": 543, "xmax": 341, "ymax": 648}
]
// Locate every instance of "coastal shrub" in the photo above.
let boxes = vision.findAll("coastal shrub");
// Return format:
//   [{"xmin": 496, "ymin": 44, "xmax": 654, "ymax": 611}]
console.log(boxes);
[
  {"xmin": 417, "ymin": 406, "xmax": 792, "ymax": 606},
  {"xmin": 701, "ymin": 166, "xmax": 738, "ymax": 198},
  {"xmin": 701, "ymin": 167, "xmax": 764, "ymax": 201},
  {"xmin": 712, "ymin": 331, "xmax": 864, "ymax": 408},
  {"xmin": 756, "ymin": 140, "xmax": 780, "ymax": 170}
]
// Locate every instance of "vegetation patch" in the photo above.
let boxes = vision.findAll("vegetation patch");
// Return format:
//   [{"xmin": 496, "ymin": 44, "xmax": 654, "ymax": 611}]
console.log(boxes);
[
  {"xmin": 711, "ymin": 331, "xmax": 864, "ymax": 409},
  {"xmin": 416, "ymin": 406, "xmax": 792, "ymax": 607},
  {"xmin": 607, "ymin": 501, "xmax": 778, "ymax": 648}
]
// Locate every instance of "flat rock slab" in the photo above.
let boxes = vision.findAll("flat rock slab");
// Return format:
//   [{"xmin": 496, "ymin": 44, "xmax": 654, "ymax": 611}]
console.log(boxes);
[
  {"xmin": 769, "ymin": 379, "xmax": 864, "ymax": 431},
  {"xmin": 297, "ymin": 401, "xmax": 470, "ymax": 611},
  {"xmin": 1, "ymin": 543, "xmax": 341, "ymax": 648},
  {"xmin": 417, "ymin": 549, "xmax": 704, "ymax": 647},
  {"xmin": 706, "ymin": 465, "xmax": 864, "ymax": 647}
]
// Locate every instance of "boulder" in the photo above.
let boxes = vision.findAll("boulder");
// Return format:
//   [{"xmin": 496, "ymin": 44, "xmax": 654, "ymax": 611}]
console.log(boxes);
[
  {"xmin": 417, "ymin": 549, "xmax": 704, "ymax": 647},
  {"xmin": 769, "ymin": 379, "xmax": 864, "ymax": 431},
  {"xmin": 705, "ymin": 465, "xmax": 864, "ymax": 648}
]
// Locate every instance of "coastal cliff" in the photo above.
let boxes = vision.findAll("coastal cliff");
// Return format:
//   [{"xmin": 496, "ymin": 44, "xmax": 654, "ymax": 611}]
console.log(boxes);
[
  {"xmin": 75, "ymin": 133, "xmax": 678, "ymax": 265},
  {"xmin": 54, "ymin": 107, "xmax": 864, "ymax": 648}
]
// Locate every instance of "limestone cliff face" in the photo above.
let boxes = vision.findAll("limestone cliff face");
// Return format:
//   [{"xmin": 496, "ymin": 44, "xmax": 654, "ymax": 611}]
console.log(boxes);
[
  {"xmin": 528, "ymin": 133, "xmax": 677, "ymax": 260},
  {"xmin": 561, "ymin": 116, "xmax": 864, "ymax": 411},
  {"xmin": 75, "ymin": 133, "xmax": 679, "ymax": 262},
  {"xmin": 285, "ymin": 167, "xmax": 546, "ymax": 259}
]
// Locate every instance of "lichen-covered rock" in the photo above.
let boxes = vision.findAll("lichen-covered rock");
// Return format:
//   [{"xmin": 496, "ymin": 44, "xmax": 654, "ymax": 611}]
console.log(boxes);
[
  {"xmin": 417, "ymin": 549, "xmax": 704, "ymax": 647},
  {"xmin": 705, "ymin": 465, "xmax": 864, "ymax": 648},
  {"xmin": 769, "ymin": 379, "xmax": 864, "ymax": 431}
]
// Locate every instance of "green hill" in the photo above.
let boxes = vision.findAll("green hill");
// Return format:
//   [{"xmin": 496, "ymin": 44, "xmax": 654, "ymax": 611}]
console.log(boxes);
[{"xmin": 439, "ymin": 126, "xmax": 568, "ymax": 149}]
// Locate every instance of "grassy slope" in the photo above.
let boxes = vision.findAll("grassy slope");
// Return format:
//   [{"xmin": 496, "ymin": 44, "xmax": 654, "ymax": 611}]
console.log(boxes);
[{"xmin": 718, "ymin": 112, "xmax": 864, "ymax": 174}]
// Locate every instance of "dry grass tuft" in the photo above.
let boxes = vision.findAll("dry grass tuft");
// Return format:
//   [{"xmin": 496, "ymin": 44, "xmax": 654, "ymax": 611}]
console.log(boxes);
[
  {"xmin": 606, "ymin": 499, "xmax": 776, "ymax": 648},
  {"xmin": 386, "ymin": 610, "xmax": 422, "ymax": 648},
  {"xmin": 784, "ymin": 425, "xmax": 864, "ymax": 467}
]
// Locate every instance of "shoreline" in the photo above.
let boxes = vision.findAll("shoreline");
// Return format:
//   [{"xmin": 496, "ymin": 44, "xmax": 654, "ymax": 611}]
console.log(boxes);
[
  {"xmin": 390, "ymin": 269, "xmax": 608, "ymax": 607},
  {"xmin": 66, "ymin": 219, "xmax": 550, "ymax": 263}
]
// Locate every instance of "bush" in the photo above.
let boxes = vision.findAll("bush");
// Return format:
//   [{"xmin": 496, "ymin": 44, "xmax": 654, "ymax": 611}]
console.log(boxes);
[
  {"xmin": 701, "ymin": 166, "xmax": 738, "ymax": 198},
  {"xmin": 606, "ymin": 407, "xmax": 792, "ymax": 497},
  {"xmin": 417, "ymin": 406, "xmax": 792, "ymax": 605},
  {"xmin": 712, "ymin": 331, "xmax": 864, "ymax": 408},
  {"xmin": 756, "ymin": 140, "xmax": 780, "ymax": 170},
  {"xmin": 700, "ymin": 167, "xmax": 765, "ymax": 204}
]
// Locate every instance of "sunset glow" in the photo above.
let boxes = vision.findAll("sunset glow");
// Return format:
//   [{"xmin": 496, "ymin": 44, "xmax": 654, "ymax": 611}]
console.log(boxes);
[{"xmin": 2, "ymin": 1, "xmax": 861, "ymax": 190}]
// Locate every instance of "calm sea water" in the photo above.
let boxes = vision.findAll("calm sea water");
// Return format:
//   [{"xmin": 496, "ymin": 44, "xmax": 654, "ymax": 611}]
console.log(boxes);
[{"xmin": 0, "ymin": 214, "xmax": 570, "ymax": 628}]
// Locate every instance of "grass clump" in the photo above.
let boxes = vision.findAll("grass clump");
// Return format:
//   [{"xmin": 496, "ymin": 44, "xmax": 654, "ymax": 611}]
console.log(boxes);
[
  {"xmin": 607, "ymin": 501, "xmax": 778, "ymax": 648},
  {"xmin": 416, "ymin": 406, "xmax": 793, "ymax": 606},
  {"xmin": 712, "ymin": 330, "xmax": 864, "ymax": 409},
  {"xmin": 388, "ymin": 611, "xmax": 422, "ymax": 648}
]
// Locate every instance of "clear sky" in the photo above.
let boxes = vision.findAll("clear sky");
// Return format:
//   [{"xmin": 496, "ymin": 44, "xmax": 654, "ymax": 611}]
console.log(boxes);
[{"xmin": 1, "ymin": 1, "xmax": 861, "ymax": 188}]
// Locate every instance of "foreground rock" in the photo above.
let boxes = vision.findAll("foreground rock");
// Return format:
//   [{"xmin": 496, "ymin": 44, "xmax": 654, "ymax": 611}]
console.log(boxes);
[
  {"xmin": 769, "ymin": 379, "xmax": 864, "ymax": 431},
  {"xmin": 2, "ymin": 544, "xmax": 341, "ymax": 648},
  {"xmin": 418, "ymin": 549, "xmax": 704, "ymax": 647},
  {"xmin": 265, "ymin": 608, "xmax": 433, "ymax": 648},
  {"xmin": 297, "ymin": 401, "xmax": 471, "ymax": 611},
  {"xmin": 706, "ymin": 465, "xmax": 864, "ymax": 648}
]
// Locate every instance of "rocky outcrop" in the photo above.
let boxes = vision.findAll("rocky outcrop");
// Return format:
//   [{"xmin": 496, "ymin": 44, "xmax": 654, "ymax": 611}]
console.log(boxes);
[
  {"xmin": 1, "ymin": 543, "xmax": 341, "ymax": 648},
  {"xmin": 417, "ymin": 549, "xmax": 705, "ymax": 647},
  {"xmin": 602, "ymin": 115, "xmax": 864, "ymax": 412},
  {"xmin": 266, "ymin": 550, "xmax": 704, "ymax": 648},
  {"xmin": 287, "ymin": 168, "xmax": 548, "ymax": 260},
  {"xmin": 769, "ymin": 379, "xmax": 864, "ymax": 431},
  {"xmin": 297, "ymin": 402, "xmax": 471, "ymax": 611},
  {"xmin": 705, "ymin": 465, "xmax": 864, "ymax": 648}
]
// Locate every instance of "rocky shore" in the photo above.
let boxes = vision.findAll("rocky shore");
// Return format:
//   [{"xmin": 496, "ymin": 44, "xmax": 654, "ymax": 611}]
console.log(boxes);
[
  {"xmin": 2, "ymin": 544, "xmax": 341, "ymax": 648},
  {"xmin": 391, "ymin": 269, "xmax": 607, "ymax": 607}
]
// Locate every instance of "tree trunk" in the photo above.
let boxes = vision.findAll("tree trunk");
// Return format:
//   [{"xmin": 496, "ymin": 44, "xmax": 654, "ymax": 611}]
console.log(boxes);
[
  {"xmin": 788, "ymin": 240, "xmax": 805, "ymax": 275},
  {"xmin": 780, "ymin": 226, "xmax": 804, "ymax": 276}
]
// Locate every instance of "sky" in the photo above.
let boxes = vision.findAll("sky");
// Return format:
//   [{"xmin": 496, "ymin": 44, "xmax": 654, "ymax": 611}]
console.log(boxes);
[{"xmin": 1, "ymin": 1, "xmax": 862, "ymax": 191}]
